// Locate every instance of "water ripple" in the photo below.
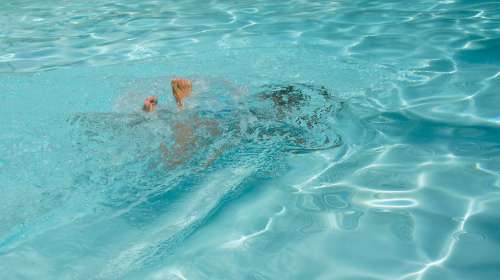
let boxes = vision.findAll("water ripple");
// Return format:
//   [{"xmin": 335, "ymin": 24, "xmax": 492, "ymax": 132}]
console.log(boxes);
[{"xmin": 1, "ymin": 0, "xmax": 500, "ymax": 279}]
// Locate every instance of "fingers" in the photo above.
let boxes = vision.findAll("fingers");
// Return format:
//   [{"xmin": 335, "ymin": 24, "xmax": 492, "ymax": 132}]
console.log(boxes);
[
  {"xmin": 181, "ymin": 79, "xmax": 192, "ymax": 90},
  {"xmin": 143, "ymin": 96, "xmax": 158, "ymax": 112},
  {"xmin": 171, "ymin": 78, "xmax": 192, "ymax": 89},
  {"xmin": 145, "ymin": 95, "xmax": 158, "ymax": 104}
]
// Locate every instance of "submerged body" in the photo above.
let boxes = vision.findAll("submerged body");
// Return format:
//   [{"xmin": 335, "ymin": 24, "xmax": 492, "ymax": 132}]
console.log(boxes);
[
  {"xmin": 64, "ymin": 78, "xmax": 346, "ymax": 224},
  {"xmin": 142, "ymin": 78, "xmax": 343, "ymax": 167}
]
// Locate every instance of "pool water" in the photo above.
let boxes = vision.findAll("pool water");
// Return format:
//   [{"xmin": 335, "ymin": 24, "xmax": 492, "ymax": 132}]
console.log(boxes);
[{"xmin": 1, "ymin": 0, "xmax": 500, "ymax": 279}]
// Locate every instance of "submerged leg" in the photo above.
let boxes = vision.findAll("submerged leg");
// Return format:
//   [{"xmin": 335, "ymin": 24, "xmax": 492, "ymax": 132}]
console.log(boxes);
[{"xmin": 143, "ymin": 78, "xmax": 224, "ymax": 168}]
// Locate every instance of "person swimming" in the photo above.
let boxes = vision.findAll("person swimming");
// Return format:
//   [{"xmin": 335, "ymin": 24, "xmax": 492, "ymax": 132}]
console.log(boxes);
[{"xmin": 141, "ymin": 78, "xmax": 343, "ymax": 167}]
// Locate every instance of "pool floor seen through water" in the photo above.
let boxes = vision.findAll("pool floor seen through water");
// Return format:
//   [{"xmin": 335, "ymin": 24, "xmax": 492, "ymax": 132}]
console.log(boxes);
[{"xmin": 1, "ymin": 0, "xmax": 500, "ymax": 279}]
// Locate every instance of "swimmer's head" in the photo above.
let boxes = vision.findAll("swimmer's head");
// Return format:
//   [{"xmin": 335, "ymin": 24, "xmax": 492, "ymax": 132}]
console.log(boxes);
[
  {"xmin": 255, "ymin": 84, "xmax": 338, "ymax": 128},
  {"xmin": 143, "ymin": 96, "xmax": 158, "ymax": 112},
  {"xmin": 257, "ymin": 84, "xmax": 313, "ymax": 121}
]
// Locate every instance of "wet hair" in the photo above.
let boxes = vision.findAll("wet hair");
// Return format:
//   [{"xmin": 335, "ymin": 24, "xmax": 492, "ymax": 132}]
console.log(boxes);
[
  {"xmin": 258, "ymin": 84, "xmax": 311, "ymax": 112},
  {"xmin": 251, "ymin": 83, "xmax": 344, "ymax": 153},
  {"xmin": 257, "ymin": 83, "xmax": 341, "ymax": 128},
  {"xmin": 259, "ymin": 83, "xmax": 333, "ymax": 106}
]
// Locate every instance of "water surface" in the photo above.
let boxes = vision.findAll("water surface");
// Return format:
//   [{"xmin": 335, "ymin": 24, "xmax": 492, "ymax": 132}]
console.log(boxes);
[{"xmin": 1, "ymin": 0, "xmax": 500, "ymax": 279}]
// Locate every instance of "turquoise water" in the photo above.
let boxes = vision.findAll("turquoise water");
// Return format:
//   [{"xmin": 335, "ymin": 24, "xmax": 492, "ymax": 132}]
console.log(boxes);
[{"xmin": 1, "ymin": 0, "xmax": 500, "ymax": 279}]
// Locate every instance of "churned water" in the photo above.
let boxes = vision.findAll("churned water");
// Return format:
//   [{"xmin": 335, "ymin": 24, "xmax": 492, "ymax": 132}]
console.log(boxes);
[{"xmin": 1, "ymin": 0, "xmax": 500, "ymax": 279}]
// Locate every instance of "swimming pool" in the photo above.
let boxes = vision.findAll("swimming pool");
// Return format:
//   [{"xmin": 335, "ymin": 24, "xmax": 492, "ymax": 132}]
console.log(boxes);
[{"xmin": 1, "ymin": 0, "xmax": 500, "ymax": 279}]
